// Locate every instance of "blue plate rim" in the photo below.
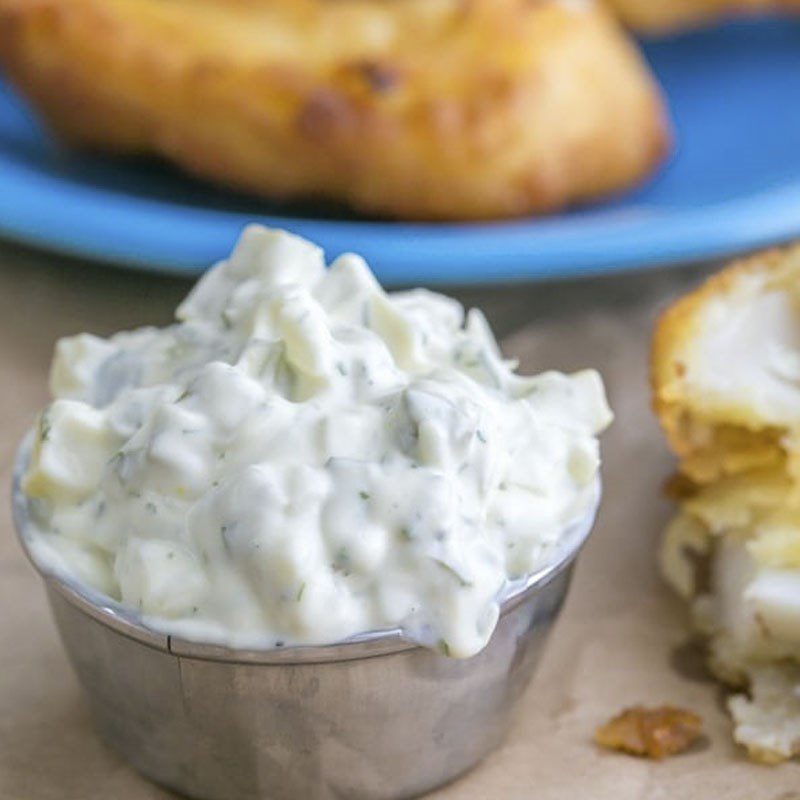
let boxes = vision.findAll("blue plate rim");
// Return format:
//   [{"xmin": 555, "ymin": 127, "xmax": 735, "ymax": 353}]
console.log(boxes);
[{"xmin": 2, "ymin": 147, "xmax": 800, "ymax": 285}]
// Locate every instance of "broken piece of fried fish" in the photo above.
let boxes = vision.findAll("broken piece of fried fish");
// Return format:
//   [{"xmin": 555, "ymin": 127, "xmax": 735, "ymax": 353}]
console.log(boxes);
[{"xmin": 653, "ymin": 246, "xmax": 800, "ymax": 763}]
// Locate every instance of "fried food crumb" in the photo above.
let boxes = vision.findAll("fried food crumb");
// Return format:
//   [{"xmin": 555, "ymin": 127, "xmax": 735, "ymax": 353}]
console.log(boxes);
[{"xmin": 595, "ymin": 706, "xmax": 702, "ymax": 759}]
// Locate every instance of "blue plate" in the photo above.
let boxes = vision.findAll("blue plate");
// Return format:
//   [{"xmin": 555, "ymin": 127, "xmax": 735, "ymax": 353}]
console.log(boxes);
[{"xmin": 1, "ymin": 19, "xmax": 800, "ymax": 284}]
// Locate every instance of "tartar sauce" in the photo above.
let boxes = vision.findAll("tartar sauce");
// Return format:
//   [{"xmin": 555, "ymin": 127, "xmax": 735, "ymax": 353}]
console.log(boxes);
[{"xmin": 23, "ymin": 226, "xmax": 611, "ymax": 657}]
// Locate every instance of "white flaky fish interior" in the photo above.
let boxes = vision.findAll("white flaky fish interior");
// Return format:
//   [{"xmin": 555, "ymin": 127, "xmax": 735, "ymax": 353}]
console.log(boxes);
[
  {"xmin": 654, "ymin": 246, "xmax": 800, "ymax": 762},
  {"xmin": 22, "ymin": 226, "xmax": 611, "ymax": 658}
]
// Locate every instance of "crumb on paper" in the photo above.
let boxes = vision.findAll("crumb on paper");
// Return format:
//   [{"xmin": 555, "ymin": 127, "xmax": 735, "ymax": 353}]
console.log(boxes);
[{"xmin": 594, "ymin": 706, "xmax": 703, "ymax": 759}]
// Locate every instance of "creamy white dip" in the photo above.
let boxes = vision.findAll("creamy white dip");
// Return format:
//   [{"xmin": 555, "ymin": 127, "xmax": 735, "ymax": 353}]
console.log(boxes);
[{"xmin": 22, "ymin": 226, "xmax": 611, "ymax": 657}]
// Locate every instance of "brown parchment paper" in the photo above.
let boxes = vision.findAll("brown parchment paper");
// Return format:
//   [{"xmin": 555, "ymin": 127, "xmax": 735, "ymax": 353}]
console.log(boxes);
[{"xmin": 1, "ymin": 243, "xmax": 799, "ymax": 800}]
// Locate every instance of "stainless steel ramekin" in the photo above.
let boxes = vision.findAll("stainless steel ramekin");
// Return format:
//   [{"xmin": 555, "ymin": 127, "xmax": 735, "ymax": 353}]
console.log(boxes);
[{"xmin": 12, "ymin": 436, "xmax": 597, "ymax": 800}]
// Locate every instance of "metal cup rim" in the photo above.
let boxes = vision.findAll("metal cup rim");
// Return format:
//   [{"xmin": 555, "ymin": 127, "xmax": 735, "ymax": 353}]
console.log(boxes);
[{"xmin": 12, "ymin": 431, "xmax": 598, "ymax": 664}]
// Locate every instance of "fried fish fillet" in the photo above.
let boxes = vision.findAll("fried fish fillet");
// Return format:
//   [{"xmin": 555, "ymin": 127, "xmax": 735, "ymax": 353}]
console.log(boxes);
[
  {"xmin": 654, "ymin": 246, "xmax": 800, "ymax": 763},
  {"xmin": 0, "ymin": 0, "xmax": 669, "ymax": 220},
  {"xmin": 606, "ymin": 0, "xmax": 800, "ymax": 33},
  {"xmin": 652, "ymin": 246, "xmax": 800, "ymax": 485}
]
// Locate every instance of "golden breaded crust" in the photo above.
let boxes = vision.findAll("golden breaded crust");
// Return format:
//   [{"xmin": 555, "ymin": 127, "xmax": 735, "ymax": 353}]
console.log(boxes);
[
  {"xmin": 651, "ymin": 244, "xmax": 800, "ymax": 484},
  {"xmin": 607, "ymin": 0, "xmax": 800, "ymax": 33},
  {"xmin": 0, "ymin": 0, "xmax": 670, "ymax": 220}
]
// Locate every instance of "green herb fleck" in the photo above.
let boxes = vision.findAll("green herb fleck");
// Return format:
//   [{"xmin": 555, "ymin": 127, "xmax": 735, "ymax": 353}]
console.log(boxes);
[
  {"xmin": 437, "ymin": 639, "xmax": 451, "ymax": 657},
  {"xmin": 435, "ymin": 559, "xmax": 473, "ymax": 588},
  {"xmin": 220, "ymin": 523, "xmax": 236, "ymax": 555},
  {"xmin": 108, "ymin": 451, "xmax": 133, "ymax": 485},
  {"xmin": 476, "ymin": 430, "xmax": 487, "ymax": 444},
  {"xmin": 359, "ymin": 491, "xmax": 370, "ymax": 501},
  {"xmin": 332, "ymin": 547, "xmax": 351, "ymax": 575},
  {"xmin": 39, "ymin": 411, "xmax": 52, "ymax": 442},
  {"xmin": 296, "ymin": 582, "xmax": 306, "ymax": 602}
]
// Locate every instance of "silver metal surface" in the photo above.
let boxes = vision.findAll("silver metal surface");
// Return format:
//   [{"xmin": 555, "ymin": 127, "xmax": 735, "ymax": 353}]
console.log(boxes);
[{"xmin": 13, "ymin": 434, "xmax": 596, "ymax": 800}]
